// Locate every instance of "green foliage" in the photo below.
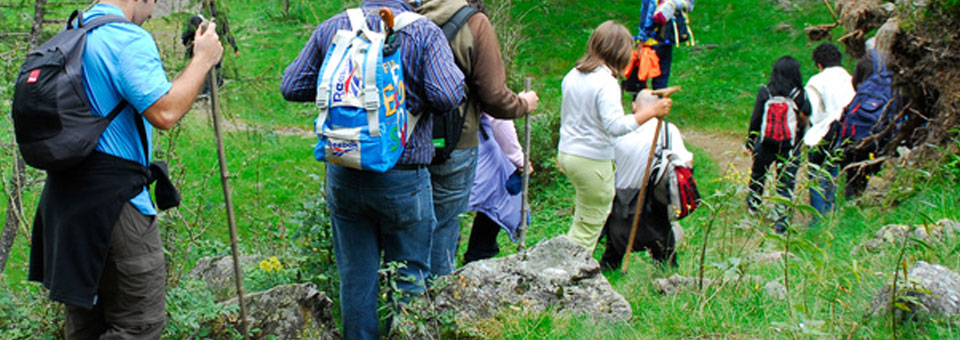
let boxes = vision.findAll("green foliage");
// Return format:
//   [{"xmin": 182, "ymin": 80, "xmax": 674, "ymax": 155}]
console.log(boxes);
[
  {"xmin": 164, "ymin": 279, "xmax": 239, "ymax": 339},
  {"xmin": 0, "ymin": 282, "xmax": 62, "ymax": 339},
  {"xmin": 937, "ymin": 0, "xmax": 960, "ymax": 12},
  {"xmin": 288, "ymin": 193, "xmax": 339, "ymax": 296}
]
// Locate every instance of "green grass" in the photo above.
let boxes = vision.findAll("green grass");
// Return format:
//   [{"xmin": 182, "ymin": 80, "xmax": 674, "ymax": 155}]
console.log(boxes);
[{"xmin": 1, "ymin": 0, "xmax": 959, "ymax": 339}]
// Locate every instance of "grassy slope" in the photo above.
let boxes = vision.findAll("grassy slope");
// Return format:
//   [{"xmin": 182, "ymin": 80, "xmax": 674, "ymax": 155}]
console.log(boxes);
[{"xmin": 1, "ymin": 0, "xmax": 958, "ymax": 338}]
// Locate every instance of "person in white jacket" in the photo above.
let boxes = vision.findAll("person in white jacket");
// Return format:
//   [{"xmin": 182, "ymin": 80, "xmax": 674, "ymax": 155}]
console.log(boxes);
[
  {"xmin": 600, "ymin": 90, "xmax": 692, "ymax": 269},
  {"xmin": 803, "ymin": 43, "xmax": 854, "ymax": 218},
  {"xmin": 558, "ymin": 20, "xmax": 671, "ymax": 252}
]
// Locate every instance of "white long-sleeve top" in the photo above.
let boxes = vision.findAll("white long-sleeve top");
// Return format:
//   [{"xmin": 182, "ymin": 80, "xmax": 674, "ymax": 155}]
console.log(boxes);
[
  {"xmin": 558, "ymin": 65, "xmax": 640, "ymax": 161},
  {"xmin": 803, "ymin": 66, "xmax": 855, "ymax": 146},
  {"xmin": 614, "ymin": 119, "xmax": 693, "ymax": 189}
]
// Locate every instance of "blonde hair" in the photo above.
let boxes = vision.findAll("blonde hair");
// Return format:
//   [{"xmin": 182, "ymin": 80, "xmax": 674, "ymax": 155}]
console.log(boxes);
[{"xmin": 576, "ymin": 20, "xmax": 634, "ymax": 78}]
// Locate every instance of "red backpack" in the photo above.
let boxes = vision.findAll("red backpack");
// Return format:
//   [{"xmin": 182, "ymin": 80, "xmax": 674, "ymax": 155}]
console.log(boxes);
[{"xmin": 759, "ymin": 87, "xmax": 801, "ymax": 145}]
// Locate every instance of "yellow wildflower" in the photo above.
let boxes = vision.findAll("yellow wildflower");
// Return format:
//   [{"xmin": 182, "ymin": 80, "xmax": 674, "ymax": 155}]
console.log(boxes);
[{"xmin": 259, "ymin": 259, "xmax": 272, "ymax": 273}]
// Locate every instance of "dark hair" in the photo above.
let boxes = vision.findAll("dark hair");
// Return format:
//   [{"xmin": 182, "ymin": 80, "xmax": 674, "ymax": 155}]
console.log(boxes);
[
  {"xmin": 767, "ymin": 55, "xmax": 803, "ymax": 97},
  {"xmin": 851, "ymin": 52, "xmax": 875, "ymax": 90},
  {"xmin": 812, "ymin": 43, "xmax": 843, "ymax": 68},
  {"xmin": 466, "ymin": 0, "xmax": 488, "ymax": 15},
  {"xmin": 576, "ymin": 20, "xmax": 634, "ymax": 78}
]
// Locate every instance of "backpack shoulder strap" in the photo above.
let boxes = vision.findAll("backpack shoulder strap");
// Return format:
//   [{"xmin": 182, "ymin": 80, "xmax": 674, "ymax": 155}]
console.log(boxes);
[
  {"xmin": 133, "ymin": 107, "xmax": 150, "ymax": 166},
  {"xmin": 441, "ymin": 6, "xmax": 480, "ymax": 41},
  {"xmin": 105, "ymin": 100, "xmax": 128, "ymax": 121},
  {"xmin": 80, "ymin": 14, "xmax": 130, "ymax": 32},
  {"xmin": 346, "ymin": 8, "xmax": 365, "ymax": 31},
  {"xmin": 788, "ymin": 87, "xmax": 800, "ymax": 100},
  {"xmin": 394, "ymin": 11, "xmax": 425, "ymax": 31},
  {"xmin": 662, "ymin": 120, "xmax": 672, "ymax": 151},
  {"xmin": 392, "ymin": 10, "xmax": 426, "ymax": 142}
]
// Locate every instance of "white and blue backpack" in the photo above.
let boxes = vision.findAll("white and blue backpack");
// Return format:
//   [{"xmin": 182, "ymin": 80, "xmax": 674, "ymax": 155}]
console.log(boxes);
[{"xmin": 315, "ymin": 8, "xmax": 423, "ymax": 172}]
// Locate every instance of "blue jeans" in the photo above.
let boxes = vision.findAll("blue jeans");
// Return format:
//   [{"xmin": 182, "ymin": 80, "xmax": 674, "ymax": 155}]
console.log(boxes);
[
  {"xmin": 651, "ymin": 44, "xmax": 673, "ymax": 90},
  {"xmin": 427, "ymin": 147, "xmax": 478, "ymax": 276},
  {"xmin": 325, "ymin": 164, "xmax": 435, "ymax": 340},
  {"xmin": 809, "ymin": 165, "xmax": 838, "ymax": 222}
]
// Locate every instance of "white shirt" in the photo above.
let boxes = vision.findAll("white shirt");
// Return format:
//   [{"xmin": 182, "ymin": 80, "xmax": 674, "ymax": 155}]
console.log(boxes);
[
  {"xmin": 558, "ymin": 65, "xmax": 640, "ymax": 161},
  {"xmin": 803, "ymin": 66, "xmax": 855, "ymax": 146},
  {"xmin": 614, "ymin": 119, "xmax": 693, "ymax": 189}
]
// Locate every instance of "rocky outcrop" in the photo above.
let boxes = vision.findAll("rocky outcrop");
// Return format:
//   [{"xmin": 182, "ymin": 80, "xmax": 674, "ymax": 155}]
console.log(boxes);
[
  {"xmin": 393, "ymin": 236, "xmax": 631, "ymax": 338},
  {"xmin": 869, "ymin": 261, "xmax": 960, "ymax": 322},
  {"xmin": 213, "ymin": 283, "xmax": 340, "ymax": 340},
  {"xmin": 853, "ymin": 219, "xmax": 960, "ymax": 254},
  {"xmin": 188, "ymin": 255, "xmax": 264, "ymax": 301}
]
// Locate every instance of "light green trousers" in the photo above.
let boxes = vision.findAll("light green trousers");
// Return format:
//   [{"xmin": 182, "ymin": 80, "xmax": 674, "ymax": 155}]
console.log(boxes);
[{"xmin": 558, "ymin": 152, "xmax": 615, "ymax": 253}]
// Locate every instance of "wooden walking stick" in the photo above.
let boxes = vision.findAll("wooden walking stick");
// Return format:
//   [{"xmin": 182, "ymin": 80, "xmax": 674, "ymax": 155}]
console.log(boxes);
[
  {"xmin": 517, "ymin": 77, "xmax": 532, "ymax": 252},
  {"xmin": 621, "ymin": 86, "xmax": 679, "ymax": 275},
  {"xmin": 201, "ymin": 20, "xmax": 249, "ymax": 340}
]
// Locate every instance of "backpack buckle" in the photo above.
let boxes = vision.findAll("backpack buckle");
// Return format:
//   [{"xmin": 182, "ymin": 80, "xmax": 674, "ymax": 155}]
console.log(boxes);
[
  {"xmin": 317, "ymin": 84, "xmax": 330, "ymax": 109},
  {"xmin": 363, "ymin": 87, "xmax": 379, "ymax": 111}
]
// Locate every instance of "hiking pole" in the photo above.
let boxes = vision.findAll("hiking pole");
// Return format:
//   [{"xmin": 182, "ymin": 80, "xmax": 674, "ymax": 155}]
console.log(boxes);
[
  {"xmin": 620, "ymin": 118, "xmax": 662, "ymax": 275},
  {"xmin": 201, "ymin": 19, "xmax": 250, "ymax": 340},
  {"xmin": 621, "ymin": 86, "xmax": 680, "ymax": 275},
  {"xmin": 517, "ymin": 77, "xmax": 532, "ymax": 253}
]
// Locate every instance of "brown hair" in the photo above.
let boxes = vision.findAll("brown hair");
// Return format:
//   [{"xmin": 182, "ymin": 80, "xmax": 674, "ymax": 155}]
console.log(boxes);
[{"xmin": 576, "ymin": 20, "xmax": 634, "ymax": 78}]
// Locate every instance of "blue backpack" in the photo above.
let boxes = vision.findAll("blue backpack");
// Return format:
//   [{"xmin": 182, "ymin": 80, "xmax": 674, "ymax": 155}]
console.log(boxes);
[
  {"xmin": 314, "ymin": 8, "xmax": 423, "ymax": 172},
  {"xmin": 839, "ymin": 50, "xmax": 894, "ymax": 142}
]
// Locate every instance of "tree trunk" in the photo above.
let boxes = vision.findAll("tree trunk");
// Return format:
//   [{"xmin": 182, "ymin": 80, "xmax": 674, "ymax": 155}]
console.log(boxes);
[
  {"xmin": 1, "ymin": 0, "xmax": 45, "ymax": 273},
  {"xmin": 28, "ymin": 0, "xmax": 46, "ymax": 48},
  {"xmin": 0, "ymin": 158, "xmax": 26, "ymax": 272}
]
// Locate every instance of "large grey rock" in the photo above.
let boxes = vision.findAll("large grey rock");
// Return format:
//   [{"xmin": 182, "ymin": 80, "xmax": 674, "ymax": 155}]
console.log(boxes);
[
  {"xmin": 188, "ymin": 255, "xmax": 264, "ymax": 301},
  {"xmin": 394, "ymin": 236, "xmax": 631, "ymax": 338},
  {"xmin": 215, "ymin": 283, "xmax": 340, "ymax": 340},
  {"xmin": 869, "ymin": 261, "xmax": 960, "ymax": 321},
  {"xmin": 853, "ymin": 219, "xmax": 960, "ymax": 254}
]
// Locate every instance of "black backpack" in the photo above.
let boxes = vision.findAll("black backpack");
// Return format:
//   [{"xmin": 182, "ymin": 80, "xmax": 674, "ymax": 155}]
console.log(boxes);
[
  {"xmin": 11, "ymin": 11, "xmax": 130, "ymax": 171},
  {"xmin": 430, "ymin": 5, "xmax": 480, "ymax": 164}
]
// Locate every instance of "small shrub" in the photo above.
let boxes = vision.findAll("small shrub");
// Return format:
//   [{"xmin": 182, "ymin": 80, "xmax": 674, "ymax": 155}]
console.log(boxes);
[
  {"xmin": 289, "ymin": 193, "xmax": 339, "ymax": 296},
  {"xmin": 0, "ymin": 282, "xmax": 62, "ymax": 340},
  {"xmin": 164, "ymin": 279, "xmax": 239, "ymax": 339}
]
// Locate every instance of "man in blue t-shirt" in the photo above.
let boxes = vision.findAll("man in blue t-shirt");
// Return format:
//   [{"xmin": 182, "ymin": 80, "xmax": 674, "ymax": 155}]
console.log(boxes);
[{"xmin": 26, "ymin": 1, "xmax": 223, "ymax": 338}]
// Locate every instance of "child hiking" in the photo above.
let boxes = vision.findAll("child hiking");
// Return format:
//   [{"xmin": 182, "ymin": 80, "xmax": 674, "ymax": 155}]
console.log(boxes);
[
  {"xmin": 557, "ymin": 20, "xmax": 672, "ymax": 253},
  {"xmin": 745, "ymin": 55, "xmax": 811, "ymax": 234}
]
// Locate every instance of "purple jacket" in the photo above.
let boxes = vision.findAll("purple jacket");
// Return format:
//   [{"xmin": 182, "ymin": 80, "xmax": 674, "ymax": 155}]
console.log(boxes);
[{"xmin": 469, "ymin": 115, "xmax": 521, "ymax": 240}]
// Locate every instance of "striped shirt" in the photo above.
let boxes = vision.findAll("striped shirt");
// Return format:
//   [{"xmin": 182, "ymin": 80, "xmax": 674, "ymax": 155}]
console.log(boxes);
[{"xmin": 281, "ymin": 0, "xmax": 465, "ymax": 165}]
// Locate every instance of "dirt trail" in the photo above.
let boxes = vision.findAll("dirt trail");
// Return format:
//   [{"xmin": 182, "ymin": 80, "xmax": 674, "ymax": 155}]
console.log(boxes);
[{"xmin": 682, "ymin": 129, "xmax": 751, "ymax": 173}]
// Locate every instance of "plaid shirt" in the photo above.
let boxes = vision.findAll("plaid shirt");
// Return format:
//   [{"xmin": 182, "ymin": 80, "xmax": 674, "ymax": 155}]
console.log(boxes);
[{"xmin": 281, "ymin": 0, "xmax": 465, "ymax": 165}]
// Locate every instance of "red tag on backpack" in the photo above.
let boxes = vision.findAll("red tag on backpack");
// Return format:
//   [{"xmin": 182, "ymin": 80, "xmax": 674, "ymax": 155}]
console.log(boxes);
[{"xmin": 27, "ymin": 69, "xmax": 41, "ymax": 84}]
